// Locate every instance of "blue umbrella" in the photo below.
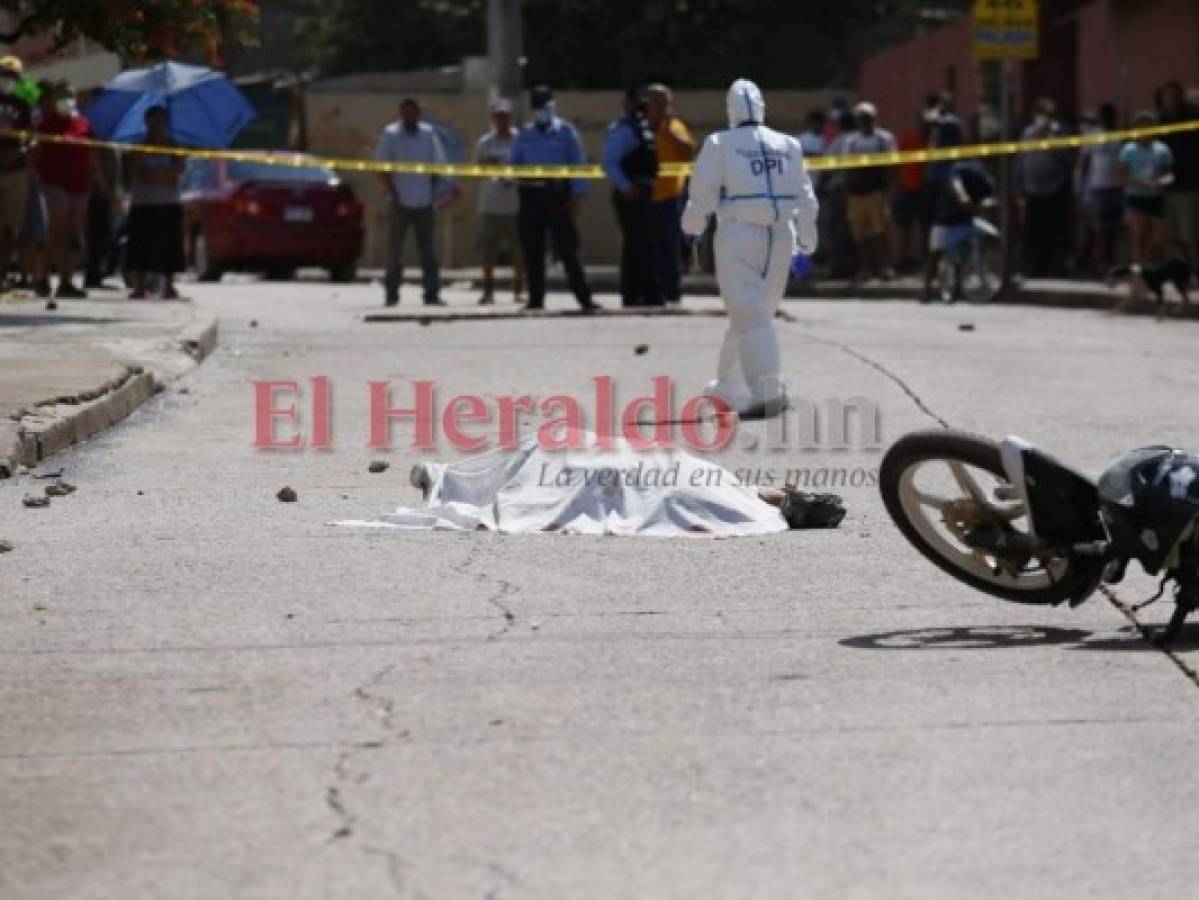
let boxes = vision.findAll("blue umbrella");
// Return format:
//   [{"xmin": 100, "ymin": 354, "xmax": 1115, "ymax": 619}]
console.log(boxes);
[{"xmin": 84, "ymin": 61, "xmax": 255, "ymax": 148}]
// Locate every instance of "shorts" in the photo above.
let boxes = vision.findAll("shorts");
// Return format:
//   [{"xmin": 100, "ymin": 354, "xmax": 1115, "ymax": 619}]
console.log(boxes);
[
  {"xmin": 42, "ymin": 184, "xmax": 89, "ymax": 219},
  {"xmin": 127, "ymin": 203, "xmax": 185, "ymax": 275},
  {"xmin": 475, "ymin": 213, "xmax": 520, "ymax": 258},
  {"xmin": 1167, "ymin": 190, "xmax": 1199, "ymax": 245},
  {"xmin": 1126, "ymin": 194, "xmax": 1166, "ymax": 220},
  {"xmin": 929, "ymin": 225, "xmax": 949, "ymax": 252},
  {"xmin": 846, "ymin": 191, "xmax": 889, "ymax": 242},
  {"xmin": 0, "ymin": 168, "xmax": 29, "ymax": 232}
]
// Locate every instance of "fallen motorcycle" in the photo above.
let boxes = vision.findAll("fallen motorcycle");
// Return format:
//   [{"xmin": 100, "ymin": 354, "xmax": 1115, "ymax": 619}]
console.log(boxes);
[{"xmin": 879, "ymin": 430, "xmax": 1199, "ymax": 645}]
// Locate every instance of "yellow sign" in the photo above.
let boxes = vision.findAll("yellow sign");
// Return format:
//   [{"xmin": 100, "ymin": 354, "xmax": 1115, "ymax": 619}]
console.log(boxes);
[{"xmin": 972, "ymin": 0, "xmax": 1039, "ymax": 60}]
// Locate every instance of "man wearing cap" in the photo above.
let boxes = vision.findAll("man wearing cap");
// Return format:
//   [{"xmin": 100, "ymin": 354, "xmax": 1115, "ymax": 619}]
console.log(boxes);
[
  {"xmin": 840, "ymin": 100, "xmax": 897, "ymax": 283},
  {"xmin": 375, "ymin": 96, "xmax": 460, "ymax": 307},
  {"xmin": 508, "ymin": 85, "xmax": 595, "ymax": 311},
  {"xmin": 0, "ymin": 56, "xmax": 32, "ymax": 287},
  {"xmin": 473, "ymin": 98, "xmax": 523, "ymax": 305},
  {"xmin": 602, "ymin": 84, "xmax": 660, "ymax": 307}
]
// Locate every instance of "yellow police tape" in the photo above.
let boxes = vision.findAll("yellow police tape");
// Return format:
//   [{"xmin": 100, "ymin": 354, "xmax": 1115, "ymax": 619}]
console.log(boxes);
[{"xmin": 17, "ymin": 118, "xmax": 1199, "ymax": 179}]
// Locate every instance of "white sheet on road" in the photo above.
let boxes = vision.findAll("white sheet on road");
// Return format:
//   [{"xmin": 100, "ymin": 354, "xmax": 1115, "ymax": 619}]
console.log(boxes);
[{"xmin": 336, "ymin": 432, "xmax": 787, "ymax": 538}]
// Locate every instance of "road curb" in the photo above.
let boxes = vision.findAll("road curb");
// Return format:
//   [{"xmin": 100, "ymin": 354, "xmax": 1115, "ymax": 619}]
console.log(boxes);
[
  {"xmin": 16, "ymin": 368, "xmax": 158, "ymax": 466},
  {"xmin": 441, "ymin": 271, "xmax": 1131, "ymax": 310},
  {"xmin": 2, "ymin": 313, "xmax": 220, "ymax": 473}
]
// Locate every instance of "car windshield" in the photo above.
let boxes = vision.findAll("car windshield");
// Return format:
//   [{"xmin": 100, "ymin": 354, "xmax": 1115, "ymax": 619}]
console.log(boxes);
[{"xmin": 227, "ymin": 160, "xmax": 336, "ymax": 184}]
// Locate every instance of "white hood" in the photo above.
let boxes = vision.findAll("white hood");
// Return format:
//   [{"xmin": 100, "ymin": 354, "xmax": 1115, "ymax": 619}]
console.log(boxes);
[{"xmin": 727, "ymin": 78, "xmax": 765, "ymax": 128}]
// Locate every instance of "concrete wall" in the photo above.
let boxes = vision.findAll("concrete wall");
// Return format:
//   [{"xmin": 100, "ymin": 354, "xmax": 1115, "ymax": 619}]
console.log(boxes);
[
  {"xmin": 1077, "ymin": 0, "xmax": 1199, "ymax": 116},
  {"xmin": 858, "ymin": 17, "xmax": 983, "ymax": 138},
  {"xmin": 304, "ymin": 87, "xmax": 841, "ymax": 269},
  {"xmin": 859, "ymin": 0, "xmax": 1199, "ymax": 138}
]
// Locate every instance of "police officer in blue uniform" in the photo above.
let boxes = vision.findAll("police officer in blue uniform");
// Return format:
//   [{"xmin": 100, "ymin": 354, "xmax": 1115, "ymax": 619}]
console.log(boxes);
[
  {"xmin": 602, "ymin": 85, "xmax": 661, "ymax": 307},
  {"xmin": 509, "ymin": 85, "xmax": 596, "ymax": 311}
]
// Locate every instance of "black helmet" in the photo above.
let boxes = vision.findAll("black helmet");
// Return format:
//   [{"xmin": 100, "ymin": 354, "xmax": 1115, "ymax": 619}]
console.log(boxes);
[{"xmin": 1098, "ymin": 447, "xmax": 1199, "ymax": 572}]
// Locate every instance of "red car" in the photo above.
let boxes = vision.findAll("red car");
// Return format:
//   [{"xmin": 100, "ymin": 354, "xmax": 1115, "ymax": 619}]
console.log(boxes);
[{"xmin": 182, "ymin": 155, "xmax": 364, "ymax": 282}]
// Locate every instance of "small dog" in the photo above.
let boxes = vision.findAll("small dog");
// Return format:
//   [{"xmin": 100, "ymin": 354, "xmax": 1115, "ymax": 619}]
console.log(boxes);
[{"xmin": 1112, "ymin": 259, "xmax": 1193, "ymax": 308}]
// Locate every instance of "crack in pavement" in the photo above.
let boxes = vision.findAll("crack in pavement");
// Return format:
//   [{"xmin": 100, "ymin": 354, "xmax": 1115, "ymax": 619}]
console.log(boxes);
[
  {"xmin": 323, "ymin": 663, "xmax": 409, "ymax": 888},
  {"xmin": 450, "ymin": 541, "xmax": 520, "ymax": 640},
  {"xmin": 324, "ymin": 785, "xmax": 355, "ymax": 842},
  {"xmin": 353, "ymin": 664, "xmax": 400, "ymax": 731},
  {"xmin": 790, "ymin": 327, "xmax": 951, "ymax": 429},
  {"xmin": 1100, "ymin": 585, "xmax": 1199, "ymax": 688},
  {"xmin": 792, "ymin": 324, "xmax": 1199, "ymax": 692},
  {"xmin": 363, "ymin": 845, "xmax": 411, "ymax": 897}
]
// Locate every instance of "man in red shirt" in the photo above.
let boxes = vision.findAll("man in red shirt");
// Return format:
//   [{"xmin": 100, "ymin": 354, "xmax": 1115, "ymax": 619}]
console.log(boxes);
[
  {"xmin": 892, "ymin": 111, "xmax": 930, "ymax": 272},
  {"xmin": 34, "ymin": 81, "xmax": 96, "ymax": 299}
]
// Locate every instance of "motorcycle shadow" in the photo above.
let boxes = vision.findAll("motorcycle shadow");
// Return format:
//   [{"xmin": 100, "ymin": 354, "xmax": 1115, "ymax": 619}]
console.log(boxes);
[{"xmin": 840, "ymin": 624, "xmax": 1199, "ymax": 652}]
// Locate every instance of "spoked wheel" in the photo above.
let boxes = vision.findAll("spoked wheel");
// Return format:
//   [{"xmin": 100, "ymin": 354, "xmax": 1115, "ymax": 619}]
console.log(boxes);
[
  {"xmin": 959, "ymin": 239, "xmax": 1003, "ymax": 304},
  {"xmin": 880, "ymin": 430, "xmax": 1096, "ymax": 605}
]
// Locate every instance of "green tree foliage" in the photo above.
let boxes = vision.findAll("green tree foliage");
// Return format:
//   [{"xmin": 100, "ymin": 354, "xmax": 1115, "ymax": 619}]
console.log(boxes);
[
  {"xmin": 298, "ymin": 0, "xmax": 890, "ymax": 87},
  {"xmin": 296, "ymin": 0, "xmax": 485, "ymax": 77},
  {"xmin": 0, "ymin": 0, "xmax": 259, "ymax": 64},
  {"xmin": 294, "ymin": 0, "xmax": 1090, "ymax": 88}
]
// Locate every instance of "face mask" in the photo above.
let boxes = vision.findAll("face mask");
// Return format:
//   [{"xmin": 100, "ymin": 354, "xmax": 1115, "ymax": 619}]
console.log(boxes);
[
  {"xmin": 0, "ymin": 78, "xmax": 14, "ymax": 96},
  {"xmin": 55, "ymin": 99, "xmax": 75, "ymax": 117},
  {"xmin": 533, "ymin": 106, "xmax": 553, "ymax": 126}
]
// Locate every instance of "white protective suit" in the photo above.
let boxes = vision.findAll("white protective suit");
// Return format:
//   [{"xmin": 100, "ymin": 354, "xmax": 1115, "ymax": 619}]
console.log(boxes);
[{"xmin": 682, "ymin": 79, "xmax": 819, "ymax": 413}]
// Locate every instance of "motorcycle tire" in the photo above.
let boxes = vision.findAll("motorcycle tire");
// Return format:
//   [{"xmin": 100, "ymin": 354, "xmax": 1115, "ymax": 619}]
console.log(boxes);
[{"xmin": 880, "ymin": 429, "xmax": 1100, "ymax": 605}]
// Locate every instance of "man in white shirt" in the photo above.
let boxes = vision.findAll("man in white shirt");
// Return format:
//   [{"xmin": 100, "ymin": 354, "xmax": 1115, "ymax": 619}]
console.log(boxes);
[
  {"xmin": 474, "ymin": 98, "xmax": 522, "ymax": 305},
  {"xmin": 840, "ymin": 101, "xmax": 897, "ymax": 283},
  {"xmin": 375, "ymin": 97, "xmax": 459, "ymax": 306},
  {"xmin": 682, "ymin": 78, "xmax": 819, "ymax": 418}
]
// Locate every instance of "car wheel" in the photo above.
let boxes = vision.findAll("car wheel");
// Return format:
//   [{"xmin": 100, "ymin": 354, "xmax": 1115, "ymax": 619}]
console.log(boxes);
[
  {"xmin": 328, "ymin": 261, "xmax": 358, "ymax": 283},
  {"xmin": 193, "ymin": 229, "xmax": 222, "ymax": 283}
]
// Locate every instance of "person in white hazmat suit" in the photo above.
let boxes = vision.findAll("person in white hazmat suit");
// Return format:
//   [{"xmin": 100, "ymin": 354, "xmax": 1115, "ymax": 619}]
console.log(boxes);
[{"xmin": 682, "ymin": 78, "xmax": 819, "ymax": 417}]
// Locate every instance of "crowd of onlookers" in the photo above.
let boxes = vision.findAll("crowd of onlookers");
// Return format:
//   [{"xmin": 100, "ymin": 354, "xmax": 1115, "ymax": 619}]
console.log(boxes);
[
  {"xmin": 375, "ymin": 83, "xmax": 698, "ymax": 310},
  {"xmin": 380, "ymin": 80, "xmax": 1199, "ymax": 310},
  {"xmin": 800, "ymin": 83, "xmax": 1199, "ymax": 295},
  {"xmin": 0, "ymin": 53, "xmax": 188, "ymax": 308},
  {"xmin": 6, "ymin": 50, "xmax": 1199, "ymax": 312}
]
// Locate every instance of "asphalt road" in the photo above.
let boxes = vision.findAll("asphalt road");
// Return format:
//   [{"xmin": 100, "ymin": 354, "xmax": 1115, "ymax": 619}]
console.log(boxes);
[{"xmin": 4, "ymin": 279, "xmax": 1199, "ymax": 899}]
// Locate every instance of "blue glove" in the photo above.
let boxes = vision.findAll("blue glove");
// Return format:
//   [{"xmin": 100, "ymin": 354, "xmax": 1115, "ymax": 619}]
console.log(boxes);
[{"xmin": 790, "ymin": 253, "xmax": 812, "ymax": 279}]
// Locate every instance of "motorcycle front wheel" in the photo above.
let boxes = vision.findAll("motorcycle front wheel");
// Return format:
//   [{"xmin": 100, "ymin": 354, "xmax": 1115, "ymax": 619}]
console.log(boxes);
[{"xmin": 880, "ymin": 430, "xmax": 1099, "ymax": 605}]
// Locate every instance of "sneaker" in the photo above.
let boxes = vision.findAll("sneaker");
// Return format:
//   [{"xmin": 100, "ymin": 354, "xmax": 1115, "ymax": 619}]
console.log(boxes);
[
  {"xmin": 34, "ymin": 279, "xmax": 51, "ymax": 298},
  {"xmin": 478, "ymin": 292, "xmax": 494, "ymax": 306},
  {"xmin": 738, "ymin": 395, "xmax": 790, "ymax": 421},
  {"xmin": 383, "ymin": 294, "xmax": 399, "ymax": 307},
  {"xmin": 44, "ymin": 299, "xmax": 57, "ymax": 311},
  {"xmin": 577, "ymin": 298, "xmax": 598, "ymax": 313}
]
